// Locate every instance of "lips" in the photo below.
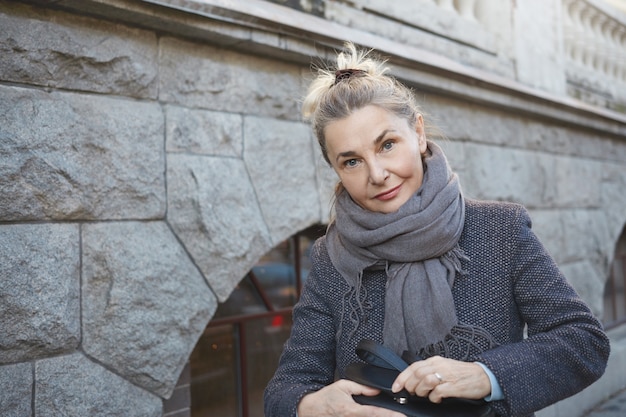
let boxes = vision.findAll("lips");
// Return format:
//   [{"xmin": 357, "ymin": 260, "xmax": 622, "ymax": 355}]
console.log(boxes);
[{"xmin": 374, "ymin": 184, "xmax": 401, "ymax": 201}]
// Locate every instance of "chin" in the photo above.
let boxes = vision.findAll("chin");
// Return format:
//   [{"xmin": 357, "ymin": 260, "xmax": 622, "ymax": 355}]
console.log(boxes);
[{"xmin": 372, "ymin": 204, "xmax": 402, "ymax": 214}]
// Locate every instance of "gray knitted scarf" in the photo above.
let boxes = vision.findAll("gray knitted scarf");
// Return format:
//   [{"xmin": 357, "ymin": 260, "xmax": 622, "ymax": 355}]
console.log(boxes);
[{"xmin": 327, "ymin": 141, "xmax": 495, "ymax": 358}]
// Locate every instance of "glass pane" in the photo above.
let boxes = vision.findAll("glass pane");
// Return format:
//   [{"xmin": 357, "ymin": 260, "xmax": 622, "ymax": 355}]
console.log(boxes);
[
  {"xmin": 603, "ymin": 270, "xmax": 616, "ymax": 323},
  {"xmin": 189, "ymin": 225, "xmax": 327, "ymax": 417},
  {"xmin": 297, "ymin": 228, "xmax": 324, "ymax": 282},
  {"xmin": 213, "ymin": 276, "xmax": 267, "ymax": 320},
  {"xmin": 614, "ymin": 259, "xmax": 625, "ymax": 319},
  {"xmin": 245, "ymin": 314, "xmax": 294, "ymax": 417},
  {"xmin": 604, "ymin": 225, "xmax": 626, "ymax": 327},
  {"xmin": 253, "ymin": 227, "xmax": 325, "ymax": 310},
  {"xmin": 191, "ymin": 325, "xmax": 239, "ymax": 417},
  {"xmin": 253, "ymin": 239, "xmax": 297, "ymax": 309}
]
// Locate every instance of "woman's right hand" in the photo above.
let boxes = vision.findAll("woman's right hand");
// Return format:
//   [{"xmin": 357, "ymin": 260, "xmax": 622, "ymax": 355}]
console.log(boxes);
[{"xmin": 297, "ymin": 379, "xmax": 406, "ymax": 417}]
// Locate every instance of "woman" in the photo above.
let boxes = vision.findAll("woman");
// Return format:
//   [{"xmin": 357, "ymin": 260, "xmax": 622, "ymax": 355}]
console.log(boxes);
[{"xmin": 264, "ymin": 42, "xmax": 609, "ymax": 417}]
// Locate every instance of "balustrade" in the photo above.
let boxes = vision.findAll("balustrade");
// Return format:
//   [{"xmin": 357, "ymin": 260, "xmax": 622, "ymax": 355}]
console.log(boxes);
[
  {"xmin": 434, "ymin": 0, "xmax": 481, "ymax": 22},
  {"xmin": 342, "ymin": 0, "xmax": 499, "ymax": 53},
  {"xmin": 327, "ymin": 0, "xmax": 624, "ymax": 110},
  {"xmin": 405, "ymin": 0, "xmax": 626, "ymax": 108},
  {"xmin": 454, "ymin": 0, "xmax": 478, "ymax": 21},
  {"xmin": 563, "ymin": 0, "xmax": 626, "ymax": 107}
]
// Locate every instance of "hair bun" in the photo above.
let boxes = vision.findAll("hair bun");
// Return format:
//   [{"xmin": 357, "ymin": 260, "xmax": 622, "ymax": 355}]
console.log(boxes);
[{"xmin": 334, "ymin": 69, "xmax": 366, "ymax": 85}]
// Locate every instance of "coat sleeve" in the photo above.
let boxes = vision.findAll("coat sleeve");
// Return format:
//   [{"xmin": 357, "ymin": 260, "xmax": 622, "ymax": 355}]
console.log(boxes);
[
  {"xmin": 476, "ymin": 207, "xmax": 610, "ymax": 417},
  {"xmin": 264, "ymin": 238, "xmax": 339, "ymax": 417}
]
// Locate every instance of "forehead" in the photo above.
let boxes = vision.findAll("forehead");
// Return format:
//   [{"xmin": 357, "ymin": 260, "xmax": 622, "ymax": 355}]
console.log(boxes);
[{"xmin": 324, "ymin": 106, "xmax": 410, "ymax": 150}]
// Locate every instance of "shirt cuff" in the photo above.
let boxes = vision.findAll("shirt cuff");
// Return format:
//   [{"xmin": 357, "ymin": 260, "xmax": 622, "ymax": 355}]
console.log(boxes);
[{"xmin": 475, "ymin": 362, "xmax": 504, "ymax": 402}]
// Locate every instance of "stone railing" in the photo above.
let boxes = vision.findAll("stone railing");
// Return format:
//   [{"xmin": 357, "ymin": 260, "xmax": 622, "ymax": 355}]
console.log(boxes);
[
  {"xmin": 324, "ymin": 0, "xmax": 514, "ymax": 76},
  {"xmin": 323, "ymin": 0, "xmax": 626, "ymax": 109},
  {"xmin": 349, "ymin": 0, "xmax": 500, "ymax": 51},
  {"xmin": 563, "ymin": 0, "xmax": 626, "ymax": 109}
]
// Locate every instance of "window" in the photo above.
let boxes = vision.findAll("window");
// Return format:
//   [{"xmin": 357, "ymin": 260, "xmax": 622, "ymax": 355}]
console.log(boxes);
[
  {"xmin": 189, "ymin": 225, "xmax": 326, "ymax": 417},
  {"xmin": 603, "ymin": 224, "xmax": 626, "ymax": 329}
]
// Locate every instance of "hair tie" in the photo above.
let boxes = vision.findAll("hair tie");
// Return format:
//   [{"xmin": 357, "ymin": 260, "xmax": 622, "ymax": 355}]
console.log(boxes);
[{"xmin": 334, "ymin": 69, "xmax": 366, "ymax": 85}]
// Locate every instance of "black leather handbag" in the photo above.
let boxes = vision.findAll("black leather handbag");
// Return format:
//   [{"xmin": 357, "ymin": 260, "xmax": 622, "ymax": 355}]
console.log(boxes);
[{"xmin": 345, "ymin": 340, "xmax": 495, "ymax": 417}]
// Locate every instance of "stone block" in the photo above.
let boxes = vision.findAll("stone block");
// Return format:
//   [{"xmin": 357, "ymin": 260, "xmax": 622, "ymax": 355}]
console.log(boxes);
[
  {"xmin": 513, "ymin": 0, "xmax": 566, "ymax": 94},
  {"xmin": 0, "ymin": 86, "xmax": 165, "ymax": 221},
  {"xmin": 0, "ymin": 362, "xmax": 32, "ymax": 417},
  {"xmin": 436, "ymin": 140, "xmax": 467, "ymax": 174},
  {"xmin": 82, "ymin": 221, "xmax": 216, "ymax": 398},
  {"xmin": 539, "ymin": 327, "xmax": 626, "ymax": 417},
  {"xmin": 560, "ymin": 260, "xmax": 606, "ymax": 317},
  {"xmin": 0, "ymin": 224, "xmax": 80, "ymax": 364},
  {"xmin": 537, "ymin": 403, "xmax": 557, "ymax": 417},
  {"xmin": 553, "ymin": 156, "xmax": 603, "ymax": 208},
  {"xmin": 314, "ymin": 142, "xmax": 337, "ymax": 225},
  {"xmin": 461, "ymin": 143, "xmax": 557, "ymax": 207},
  {"xmin": 425, "ymin": 101, "xmax": 509, "ymax": 146},
  {"xmin": 166, "ymin": 105, "xmax": 243, "ymax": 157},
  {"xmin": 601, "ymin": 162, "xmax": 626, "ymax": 246},
  {"xmin": 460, "ymin": 142, "xmax": 604, "ymax": 209},
  {"xmin": 243, "ymin": 116, "xmax": 321, "ymax": 243},
  {"xmin": 529, "ymin": 209, "xmax": 612, "ymax": 312},
  {"xmin": 530, "ymin": 208, "xmax": 612, "ymax": 268},
  {"xmin": 166, "ymin": 154, "xmax": 272, "ymax": 301},
  {"xmin": 423, "ymin": 96, "xmax": 623, "ymax": 165},
  {"xmin": 159, "ymin": 37, "xmax": 302, "ymax": 120},
  {"xmin": 35, "ymin": 353, "xmax": 162, "ymax": 417},
  {"xmin": 0, "ymin": 1, "xmax": 158, "ymax": 98}
]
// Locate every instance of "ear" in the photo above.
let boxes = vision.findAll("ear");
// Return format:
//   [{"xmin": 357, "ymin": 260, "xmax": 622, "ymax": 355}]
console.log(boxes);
[{"xmin": 415, "ymin": 114, "xmax": 427, "ymax": 154}]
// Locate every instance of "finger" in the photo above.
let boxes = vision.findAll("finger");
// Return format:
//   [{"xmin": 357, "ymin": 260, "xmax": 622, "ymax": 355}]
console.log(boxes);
[
  {"xmin": 392, "ymin": 361, "xmax": 429, "ymax": 393},
  {"xmin": 338, "ymin": 379, "xmax": 382, "ymax": 396},
  {"xmin": 354, "ymin": 385, "xmax": 382, "ymax": 397},
  {"xmin": 413, "ymin": 372, "xmax": 445, "ymax": 397},
  {"xmin": 393, "ymin": 361, "xmax": 439, "ymax": 395},
  {"xmin": 428, "ymin": 384, "xmax": 447, "ymax": 403}
]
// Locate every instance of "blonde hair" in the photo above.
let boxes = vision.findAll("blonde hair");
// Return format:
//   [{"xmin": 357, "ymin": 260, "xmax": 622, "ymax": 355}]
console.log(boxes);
[{"xmin": 302, "ymin": 42, "xmax": 422, "ymax": 164}]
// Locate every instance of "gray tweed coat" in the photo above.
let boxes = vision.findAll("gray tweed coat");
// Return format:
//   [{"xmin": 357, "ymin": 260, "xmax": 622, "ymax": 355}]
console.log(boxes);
[{"xmin": 264, "ymin": 199, "xmax": 610, "ymax": 417}]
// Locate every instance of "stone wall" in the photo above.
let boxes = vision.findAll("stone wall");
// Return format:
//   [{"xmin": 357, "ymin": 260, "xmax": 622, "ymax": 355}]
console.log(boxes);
[{"xmin": 1, "ymin": 0, "xmax": 625, "ymax": 416}]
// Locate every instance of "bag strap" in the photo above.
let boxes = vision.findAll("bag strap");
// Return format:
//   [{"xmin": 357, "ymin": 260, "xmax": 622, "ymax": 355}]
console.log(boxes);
[{"xmin": 355, "ymin": 339, "xmax": 410, "ymax": 372}]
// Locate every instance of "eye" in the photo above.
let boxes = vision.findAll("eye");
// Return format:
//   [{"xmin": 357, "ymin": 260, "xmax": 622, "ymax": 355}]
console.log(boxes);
[
  {"xmin": 381, "ymin": 140, "xmax": 395, "ymax": 151},
  {"xmin": 344, "ymin": 158, "xmax": 359, "ymax": 168}
]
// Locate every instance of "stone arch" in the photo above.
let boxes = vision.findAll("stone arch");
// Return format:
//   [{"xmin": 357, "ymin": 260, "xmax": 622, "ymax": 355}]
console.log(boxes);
[
  {"xmin": 165, "ymin": 114, "xmax": 335, "ymax": 303},
  {"xmin": 603, "ymin": 222, "xmax": 626, "ymax": 324},
  {"xmin": 597, "ymin": 164, "xmax": 626, "ymax": 319},
  {"xmin": 79, "ymin": 114, "xmax": 338, "ymax": 402},
  {"xmin": 0, "ymin": 6, "xmax": 338, "ymax": 411}
]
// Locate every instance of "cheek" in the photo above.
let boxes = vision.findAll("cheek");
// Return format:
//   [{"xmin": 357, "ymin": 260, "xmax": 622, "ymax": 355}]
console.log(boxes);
[
  {"xmin": 397, "ymin": 155, "xmax": 423, "ymax": 178},
  {"xmin": 336, "ymin": 172, "xmax": 368, "ymax": 200}
]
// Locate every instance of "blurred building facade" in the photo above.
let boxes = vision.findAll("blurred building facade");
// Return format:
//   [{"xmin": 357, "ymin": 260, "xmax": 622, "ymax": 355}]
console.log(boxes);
[{"xmin": 1, "ymin": 0, "xmax": 625, "ymax": 416}]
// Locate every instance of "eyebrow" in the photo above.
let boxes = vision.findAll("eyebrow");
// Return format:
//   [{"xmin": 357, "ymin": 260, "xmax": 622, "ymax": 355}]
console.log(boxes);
[{"xmin": 334, "ymin": 129, "xmax": 395, "ymax": 164}]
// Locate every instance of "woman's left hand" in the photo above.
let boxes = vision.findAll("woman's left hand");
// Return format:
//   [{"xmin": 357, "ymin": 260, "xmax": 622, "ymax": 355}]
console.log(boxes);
[{"xmin": 391, "ymin": 356, "xmax": 491, "ymax": 403}]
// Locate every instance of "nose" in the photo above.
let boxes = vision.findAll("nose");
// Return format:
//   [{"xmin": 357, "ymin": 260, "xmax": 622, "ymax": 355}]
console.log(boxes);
[{"xmin": 368, "ymin": 160, "xmax": 389, "ymax": 185}]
